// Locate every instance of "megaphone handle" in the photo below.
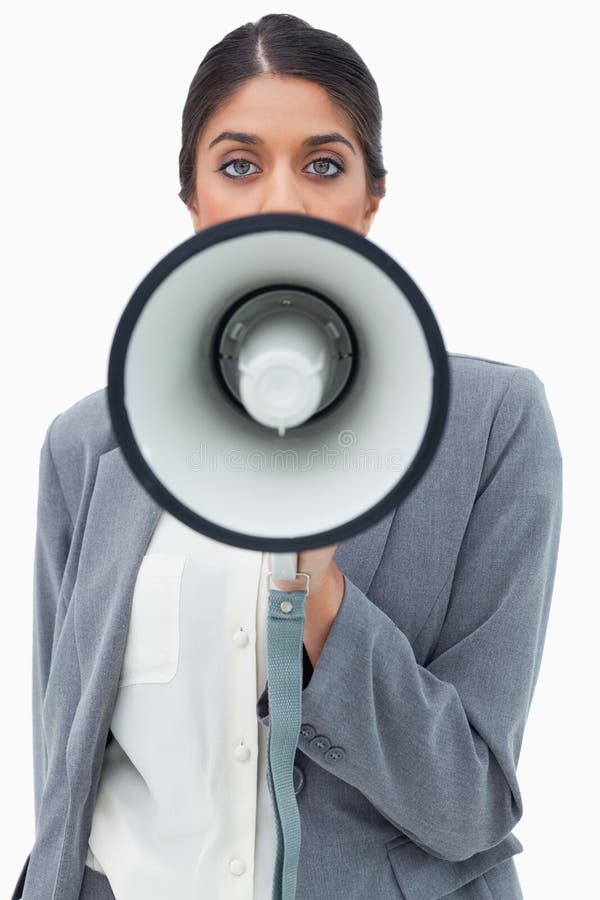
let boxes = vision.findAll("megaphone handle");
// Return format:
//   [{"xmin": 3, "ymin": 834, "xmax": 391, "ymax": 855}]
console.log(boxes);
[
  {"xmin": 268, "ymin": 551, "xmax": 311, "ymax": 597},
  {"xmin": 271, "ymin": 551, "xmax": 298, "ymax": 582}
]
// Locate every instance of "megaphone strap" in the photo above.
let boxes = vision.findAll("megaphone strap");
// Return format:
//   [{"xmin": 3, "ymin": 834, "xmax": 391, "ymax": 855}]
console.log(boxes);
[{"xmin": 264, "ymin": 585, "xmax": 309, "ymax": 900}]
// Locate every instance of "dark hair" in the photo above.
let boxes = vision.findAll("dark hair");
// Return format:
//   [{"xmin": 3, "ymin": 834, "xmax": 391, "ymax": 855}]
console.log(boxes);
[{"xmin": 178, "ymin": 13, "xmax": 387, "ymax": 206}]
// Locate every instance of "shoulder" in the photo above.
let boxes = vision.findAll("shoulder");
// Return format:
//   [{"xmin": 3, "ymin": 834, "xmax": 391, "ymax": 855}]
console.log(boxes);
[
  {"xmin": 48, "ymin": 386, "xmax": 116, "ymax": 461},
  {"xmin": 447, "ymin": 352, "xmax": 562, "ymax": 484},
  {"xmin": 42, "ymin": 387, "xmax": 115, "ymax": 521},
  {"xmin": 449, "ymin": 351, "xmax": 538, "ymax": 396},
  {"xmin": 447, "ymin": 352, "xmax": 556, "ymax": 436}
]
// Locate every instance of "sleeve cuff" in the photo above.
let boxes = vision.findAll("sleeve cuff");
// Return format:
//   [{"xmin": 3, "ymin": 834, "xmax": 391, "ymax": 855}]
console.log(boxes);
[{"xmin": 256, "ymin": 574, "xmax": 378, "ymax": 729}]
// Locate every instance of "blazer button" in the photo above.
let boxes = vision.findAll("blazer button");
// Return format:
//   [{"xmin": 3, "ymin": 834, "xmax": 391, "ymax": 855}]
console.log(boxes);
[
  {"xmin": 300, "ymin": 724, "xmax": 316, "ymax": 740},
  {"xmin": 325, "ymin": 746, "xmax": 346, "ymax": 763},
  {"xmin": 293, "ymin": 764, "xmax": 305, "ymax": 795},
  {"xmin": 310, "ymin": 735, "xmax": 331, "ymax": 753}
]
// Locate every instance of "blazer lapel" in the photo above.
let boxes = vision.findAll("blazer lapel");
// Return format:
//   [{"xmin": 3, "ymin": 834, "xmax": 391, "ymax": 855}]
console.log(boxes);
[{"xmin": 333, "ymin": 509, "xmax": 395, "ymax": 596}]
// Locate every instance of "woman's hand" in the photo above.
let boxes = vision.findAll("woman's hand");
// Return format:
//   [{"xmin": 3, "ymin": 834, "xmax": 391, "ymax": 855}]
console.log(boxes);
[{"xmin": 267, "ymin": 544, "xmax": 345, "ymax": 667}]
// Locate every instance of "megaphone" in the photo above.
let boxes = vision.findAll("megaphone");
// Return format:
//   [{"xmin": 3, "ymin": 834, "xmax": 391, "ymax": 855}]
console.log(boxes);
[{"xmin": 107, "ymin": 212, "xmax": 450, "ymax": 900}]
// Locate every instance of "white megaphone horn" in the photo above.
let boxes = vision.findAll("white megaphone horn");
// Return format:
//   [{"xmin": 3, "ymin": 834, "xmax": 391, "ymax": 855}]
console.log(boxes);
[{"xmin": 107, "ymin": 212, "xmax": 449, "ymax": 571}]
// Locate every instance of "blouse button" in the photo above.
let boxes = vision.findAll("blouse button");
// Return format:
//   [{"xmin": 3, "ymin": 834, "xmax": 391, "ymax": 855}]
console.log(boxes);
[
  {"xmin": 234, "ymin": 742, "xmax": 251, "ymax": 762},
  {"xmin": 229, "ymin": 859, "xmax": 246, "ymax": 875},
  {"xmin": 233, "ymin": 628, "xmax": 249, "ymax": 647}
]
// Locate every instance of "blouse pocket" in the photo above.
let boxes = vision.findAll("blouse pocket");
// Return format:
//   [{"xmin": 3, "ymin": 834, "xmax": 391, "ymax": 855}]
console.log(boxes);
[{"xmin": 118, "ymin": 553, "xmax": 186, "ymax": 687}]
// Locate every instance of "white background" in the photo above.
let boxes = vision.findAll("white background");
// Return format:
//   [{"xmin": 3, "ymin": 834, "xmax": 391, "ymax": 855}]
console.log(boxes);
[{"xmin": 2, "ymin": 2, "xmax": 597, "ymax": 896}]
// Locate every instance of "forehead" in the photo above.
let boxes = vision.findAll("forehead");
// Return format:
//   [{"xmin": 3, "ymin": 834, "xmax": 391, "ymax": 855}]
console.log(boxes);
[{"xmin": 201, "ymin": 74, "xmax": 354, "ymax": 146}]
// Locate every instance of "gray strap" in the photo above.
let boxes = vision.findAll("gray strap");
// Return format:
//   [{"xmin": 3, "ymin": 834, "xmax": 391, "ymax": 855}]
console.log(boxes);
[{"xmin": 265, "ymin": 585, "xmax": 308, "ymax": 900}]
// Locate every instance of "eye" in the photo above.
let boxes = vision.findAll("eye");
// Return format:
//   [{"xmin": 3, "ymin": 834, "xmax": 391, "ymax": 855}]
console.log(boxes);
[
  {"xmin": 218, "ymin": 158, "xmax": 261, "ymax": 179},
  {"xmin": 305, "ymin": 157, "xmax": 345, "ymax": 178}
]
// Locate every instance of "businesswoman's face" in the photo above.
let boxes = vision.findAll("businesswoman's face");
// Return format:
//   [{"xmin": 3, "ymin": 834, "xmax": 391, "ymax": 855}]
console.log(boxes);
[{"xmin": 187, "ymin": 74, "xmax": 381, "ymax": 236}]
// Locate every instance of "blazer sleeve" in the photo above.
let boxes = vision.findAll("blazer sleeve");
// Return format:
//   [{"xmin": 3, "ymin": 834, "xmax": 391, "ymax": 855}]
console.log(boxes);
[
  {"xmin": 31, "ymin": 415, "xmax": 74, "ymax": 826},
  {"xmin": 256, "ymin": 366, "xmax": 563, "ymax": 862}
]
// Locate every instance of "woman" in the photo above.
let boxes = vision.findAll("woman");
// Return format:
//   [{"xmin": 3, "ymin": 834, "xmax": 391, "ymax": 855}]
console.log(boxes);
[{"xmin": 13, "ymin": 13, "xmax": 562, "ymax": 900}]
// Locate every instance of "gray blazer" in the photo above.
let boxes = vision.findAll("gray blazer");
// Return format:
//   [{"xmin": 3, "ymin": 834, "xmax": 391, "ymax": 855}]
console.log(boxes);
[{"xmin": 12, "ymin": 352, "xmax": 563, "ymax": 900}]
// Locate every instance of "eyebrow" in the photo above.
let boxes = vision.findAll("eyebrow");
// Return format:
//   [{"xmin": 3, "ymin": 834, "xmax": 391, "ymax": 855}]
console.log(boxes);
[{"xmin": 207, "ymin": 131, "xmax": 357, "ymax": 156}]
